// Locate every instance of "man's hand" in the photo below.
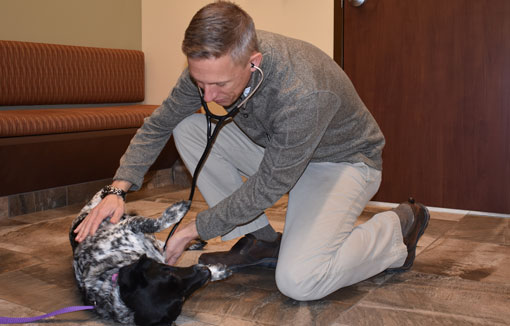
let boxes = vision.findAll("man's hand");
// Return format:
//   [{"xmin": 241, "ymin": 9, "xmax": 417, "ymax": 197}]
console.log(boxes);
[
  {"xmin": 74, "ymin": 181, "xmax": 131, "ymax": 243},
  {"xmin": 165, "ymin": 221, "xmax": 199, "ymax": 265}
]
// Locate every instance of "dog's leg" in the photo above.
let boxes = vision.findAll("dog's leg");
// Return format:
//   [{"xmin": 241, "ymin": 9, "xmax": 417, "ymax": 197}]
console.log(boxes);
[
  {"xmin": 127, "ymin": 200, "xmax": 191, "ymax": 234},
  {"xmin": 79, "ymin": 190, "xmax": 104, "ymax": 215}
]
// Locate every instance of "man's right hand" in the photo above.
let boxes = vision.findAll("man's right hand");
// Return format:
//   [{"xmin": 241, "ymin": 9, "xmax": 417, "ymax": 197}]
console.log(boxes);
[{"xmin": 74, "ymin": 181, "xmax": 131, "ymax": 243}]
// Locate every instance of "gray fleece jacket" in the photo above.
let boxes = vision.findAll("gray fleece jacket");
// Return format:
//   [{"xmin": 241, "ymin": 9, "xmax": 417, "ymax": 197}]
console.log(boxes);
[{"xmin": 114, "ymin": 30, "xmax": 385, "ymax": 240}]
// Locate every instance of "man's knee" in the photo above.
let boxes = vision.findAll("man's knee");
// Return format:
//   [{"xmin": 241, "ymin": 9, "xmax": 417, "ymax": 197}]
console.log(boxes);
[
  {"xmin": 275, "ymin": 260, "xmax": 324, "ymax": 301},
  {"xmin": 275, "ymin": 253, "xmax": 356, "ymax": 301},
  {"xmin": 173, "ymin": 114, "xmax": 205, "ymax": 146}
]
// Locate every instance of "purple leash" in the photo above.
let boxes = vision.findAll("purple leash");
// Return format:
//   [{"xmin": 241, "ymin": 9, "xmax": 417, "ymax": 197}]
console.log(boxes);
[{"xmin": 0, "ymin": 305, "xmax": 94, "ymax": 324}]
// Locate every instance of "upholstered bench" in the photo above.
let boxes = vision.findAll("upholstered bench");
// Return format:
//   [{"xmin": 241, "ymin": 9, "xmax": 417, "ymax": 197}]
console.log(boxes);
[{"xmin": 0, "ymin": 40, "xmax": 177, "ymax": 198}]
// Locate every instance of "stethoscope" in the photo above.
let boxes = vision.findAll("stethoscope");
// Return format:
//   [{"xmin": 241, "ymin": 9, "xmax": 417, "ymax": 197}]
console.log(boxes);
[{"xmin": 164, "ymin": 63, "xmax": 264, "ymax": 250}]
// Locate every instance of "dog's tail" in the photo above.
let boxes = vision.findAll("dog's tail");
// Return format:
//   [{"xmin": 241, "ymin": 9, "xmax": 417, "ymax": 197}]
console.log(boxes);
[
  {"xmin": 127, "ymin": 200, "xmax": 191, "ymax": 234},
  {"xmin": 160, "ymin": 200, "xmax": 192, "ymax": 230}
]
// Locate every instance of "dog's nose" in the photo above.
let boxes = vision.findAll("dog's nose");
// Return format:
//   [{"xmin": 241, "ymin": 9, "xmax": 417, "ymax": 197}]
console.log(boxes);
[{"xmin": 193, "ymin": 264, "xmax": 212, "ymax": 278}]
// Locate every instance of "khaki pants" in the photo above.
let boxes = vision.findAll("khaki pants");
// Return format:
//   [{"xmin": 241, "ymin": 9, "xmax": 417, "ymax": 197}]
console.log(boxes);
[{"xmin": 174, "ymin": 114, "xmax": 407, "ymax": 300}]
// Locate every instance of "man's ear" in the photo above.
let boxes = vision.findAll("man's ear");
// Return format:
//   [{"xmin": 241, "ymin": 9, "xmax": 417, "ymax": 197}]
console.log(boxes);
[{"xmin": 249, "ymin": 52, "xmax": 262, "ymax": 71}]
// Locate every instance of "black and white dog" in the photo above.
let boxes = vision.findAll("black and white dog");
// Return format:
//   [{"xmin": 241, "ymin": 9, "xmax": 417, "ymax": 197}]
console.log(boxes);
[{"xmin": 69, "ymin": 191, "xmax": 230, "ymax": 325}]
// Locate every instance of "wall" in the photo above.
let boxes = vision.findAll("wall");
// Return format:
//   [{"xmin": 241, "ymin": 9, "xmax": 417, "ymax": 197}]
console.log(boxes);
[
  {"xmin": 0, "ymin": 0, "xmax": 141, "ymax": 50},
  {"xmin": 142, "ymin": 0, "xmax": 334, "ymax": 105}
]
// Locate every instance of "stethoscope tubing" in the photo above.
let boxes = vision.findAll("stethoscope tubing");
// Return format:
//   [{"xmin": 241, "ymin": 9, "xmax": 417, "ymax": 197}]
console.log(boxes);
[{"xmin": 163, "ymin": 65, "xmax": 264, "ymax": 250}]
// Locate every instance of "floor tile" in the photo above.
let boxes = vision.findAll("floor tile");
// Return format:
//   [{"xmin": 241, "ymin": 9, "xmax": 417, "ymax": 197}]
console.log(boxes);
[
  {"xmin": 334, "ymin": 271, "xmax": 510, "ymax": 326},
  {"xmin": 176, "ymin": 313, "xmax": 223, "ymax": 325},
  {"xmin": 428, "ymin": 209, "xmax": 466, "ymax": 222},
  {"xmin": 446, "ymin": 214, "xmax": 509, "ymax": 245},
  {"xmin": 0, "ymin": 299, "xmax": 46, "ymax": 325},
  {"xmin": 0, "ymin": 220, "xmax": 29, "ymax": 238},
  {"xmin": 413, "ymin": 217, "xmax": 459, "ymax": 256},
  {"xmin": 11, "ymin": 206, "xmax": 80, "ymax": 224},
  {"xmin": 0, "ymin": 269, "xmax": 83, "ymax": 312},
  {"xmin": 181, "ymin": 266, "xmax": 392, "ymax": 326},
  {"xmin": 20, "ymin": 257, "xmax": 77, "ymax": 290},
  {"xmin": 0, "ymin": 216, "xmax": 73, "ymax": 257},
  {"xmin": 182, "ymin": 278, "xmax": 354, "ymax": 326},
  {"xmin": 126, "ymin": 184, "xmax": 187, "ymax": 201},
  {"xmin": 0, "ymin": 247, "xmax": 43, "ymax": 274},
  {"xmin": 0, "ymin": 186, "xmax": 507, "ymax": 326},
  {"xmin": 124, "ymin": 200, "xmax": 180, "ymax": 218},
  {"xmin": 330, "ymin": 302, "xmax": 505, "ymax": 326},
  {"xmin": 413, "ymin": 237, "xmax": 510, "ymax": 284},
  {"xmin": 0, "ymin": 298, "xmax": 106, "ymax": 326}
]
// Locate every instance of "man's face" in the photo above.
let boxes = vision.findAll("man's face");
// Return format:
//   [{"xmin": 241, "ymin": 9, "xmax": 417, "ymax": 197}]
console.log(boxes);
[{"xmin": 188, "ymin": 55, "xmax": 252, "ymax": 107}]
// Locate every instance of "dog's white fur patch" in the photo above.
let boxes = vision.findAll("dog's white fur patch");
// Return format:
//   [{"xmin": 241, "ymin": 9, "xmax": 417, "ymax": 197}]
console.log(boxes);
[{"xmin": 206, "ymin": 264, "xmax": 232, "ymax": 281}]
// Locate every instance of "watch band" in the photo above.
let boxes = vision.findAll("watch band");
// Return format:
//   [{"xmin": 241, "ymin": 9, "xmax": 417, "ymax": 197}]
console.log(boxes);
[{"xmin": 100, "ymin": 185, "xmax": 127, "ymax": 201}]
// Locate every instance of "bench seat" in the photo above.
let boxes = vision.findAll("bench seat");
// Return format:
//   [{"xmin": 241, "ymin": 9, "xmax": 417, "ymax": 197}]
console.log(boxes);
[{"xmin": 0, "ymin": 40, "xmax": 177, "ymax": 198}]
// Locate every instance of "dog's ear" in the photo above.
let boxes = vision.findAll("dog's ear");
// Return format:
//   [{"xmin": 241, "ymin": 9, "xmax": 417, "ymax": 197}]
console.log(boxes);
[
  {"xmin": 138, "ymin": 254, "xmax": 149, "ymax": 264},
  {"xmin": 118, "ymin": 255, "xmax": 150, "ymax": 292},
  {"xmin": 133, "ymin": 297, "xmax": 184, "ymax": 326},
  {"xmin": 163, "ymin": 298, "xmax": 184, "ymax": 325}
]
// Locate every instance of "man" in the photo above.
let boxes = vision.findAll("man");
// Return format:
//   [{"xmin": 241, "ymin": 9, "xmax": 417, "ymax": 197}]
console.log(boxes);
[{"xmin": 75, "ymin": 1, "xmax": 429, "ymax": 301}]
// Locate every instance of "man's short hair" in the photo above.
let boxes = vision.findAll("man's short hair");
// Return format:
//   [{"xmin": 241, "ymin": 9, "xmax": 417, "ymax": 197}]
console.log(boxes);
[{"xmin": 182, "ymin": 1, "xmax": 258, "ymax": 65}]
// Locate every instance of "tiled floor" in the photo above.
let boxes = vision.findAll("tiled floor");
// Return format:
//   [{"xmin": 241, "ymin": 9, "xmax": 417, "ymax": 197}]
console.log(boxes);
[{"xmin": 0, "ymin": 186, "xmax": 508, "ymax": 325}]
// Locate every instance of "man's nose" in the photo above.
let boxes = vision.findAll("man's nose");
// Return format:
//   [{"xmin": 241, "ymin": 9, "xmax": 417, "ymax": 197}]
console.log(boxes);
[{"xmin": 202, "ymin": 85, "xmax": 218, "ymax": 102}]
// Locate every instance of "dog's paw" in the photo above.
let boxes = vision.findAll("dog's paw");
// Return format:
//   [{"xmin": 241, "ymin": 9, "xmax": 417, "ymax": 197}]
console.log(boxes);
[
  {"xmin": 186, "ymin": 239, "xmax": 208, "ymax": 251},
  {"xmin": 207, "ymin": 263, "xmax": 232, "ymax": 281}
]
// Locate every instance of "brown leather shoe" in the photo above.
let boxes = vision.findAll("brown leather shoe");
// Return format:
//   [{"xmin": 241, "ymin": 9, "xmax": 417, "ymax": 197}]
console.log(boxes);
[
  {"xmin": 198, "ymin": 233, "xmax": 282, "ymax": 271},
  {"xmin": 387, "ymin": 198, "xmax": 430, "ymax": 273}
]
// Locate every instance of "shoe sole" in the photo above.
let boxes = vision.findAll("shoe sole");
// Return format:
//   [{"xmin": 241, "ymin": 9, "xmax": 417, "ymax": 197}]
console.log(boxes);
[{"xmin": 386, "ymin": 203, "xmax": 430, "ymax": 274}]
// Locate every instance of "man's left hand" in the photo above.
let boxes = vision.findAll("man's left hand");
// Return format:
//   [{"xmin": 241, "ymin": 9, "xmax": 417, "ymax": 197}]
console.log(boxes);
[{"xmin": 165, "ymin": 220, "xmax": 199, "ymax": 265}]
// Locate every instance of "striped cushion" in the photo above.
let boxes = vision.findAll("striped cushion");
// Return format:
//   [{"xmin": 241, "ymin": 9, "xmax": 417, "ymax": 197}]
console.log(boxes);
[
  {"xmin": 0, "ymin": 40, "xmax": 145, "ymax": 106},
  {"xmin": 0, "ymin": 105, "xmax": 159, "ymax": 137}
]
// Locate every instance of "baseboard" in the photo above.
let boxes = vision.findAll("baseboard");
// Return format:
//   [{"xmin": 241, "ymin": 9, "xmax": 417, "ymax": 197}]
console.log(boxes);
[{"xmin": 367, "ymin": 201, "xmax": 510, "ymax": 218}]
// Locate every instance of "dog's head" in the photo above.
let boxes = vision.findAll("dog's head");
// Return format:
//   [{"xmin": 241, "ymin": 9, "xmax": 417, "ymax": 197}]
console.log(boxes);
[{"xmin": 118, "ymin": 254, "xmax": 212, "ymax": 326}]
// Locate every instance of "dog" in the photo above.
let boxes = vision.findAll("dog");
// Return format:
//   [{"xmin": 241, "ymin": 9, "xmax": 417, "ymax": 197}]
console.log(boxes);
[{"xmin": 69, "ymin": 190, "xmax": 231, "ymax": 325}]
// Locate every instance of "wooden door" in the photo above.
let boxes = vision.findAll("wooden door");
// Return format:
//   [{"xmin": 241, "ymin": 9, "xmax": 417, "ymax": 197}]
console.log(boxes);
[{"xmin": 335, "ymin": 0, "xmax": 510, "ymax": 214}]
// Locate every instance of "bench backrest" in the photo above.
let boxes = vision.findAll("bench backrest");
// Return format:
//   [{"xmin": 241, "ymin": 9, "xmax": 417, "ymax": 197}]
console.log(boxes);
[{"xmin": 0, "ymin": 40, "xmax": 145, "ymax": 106}]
